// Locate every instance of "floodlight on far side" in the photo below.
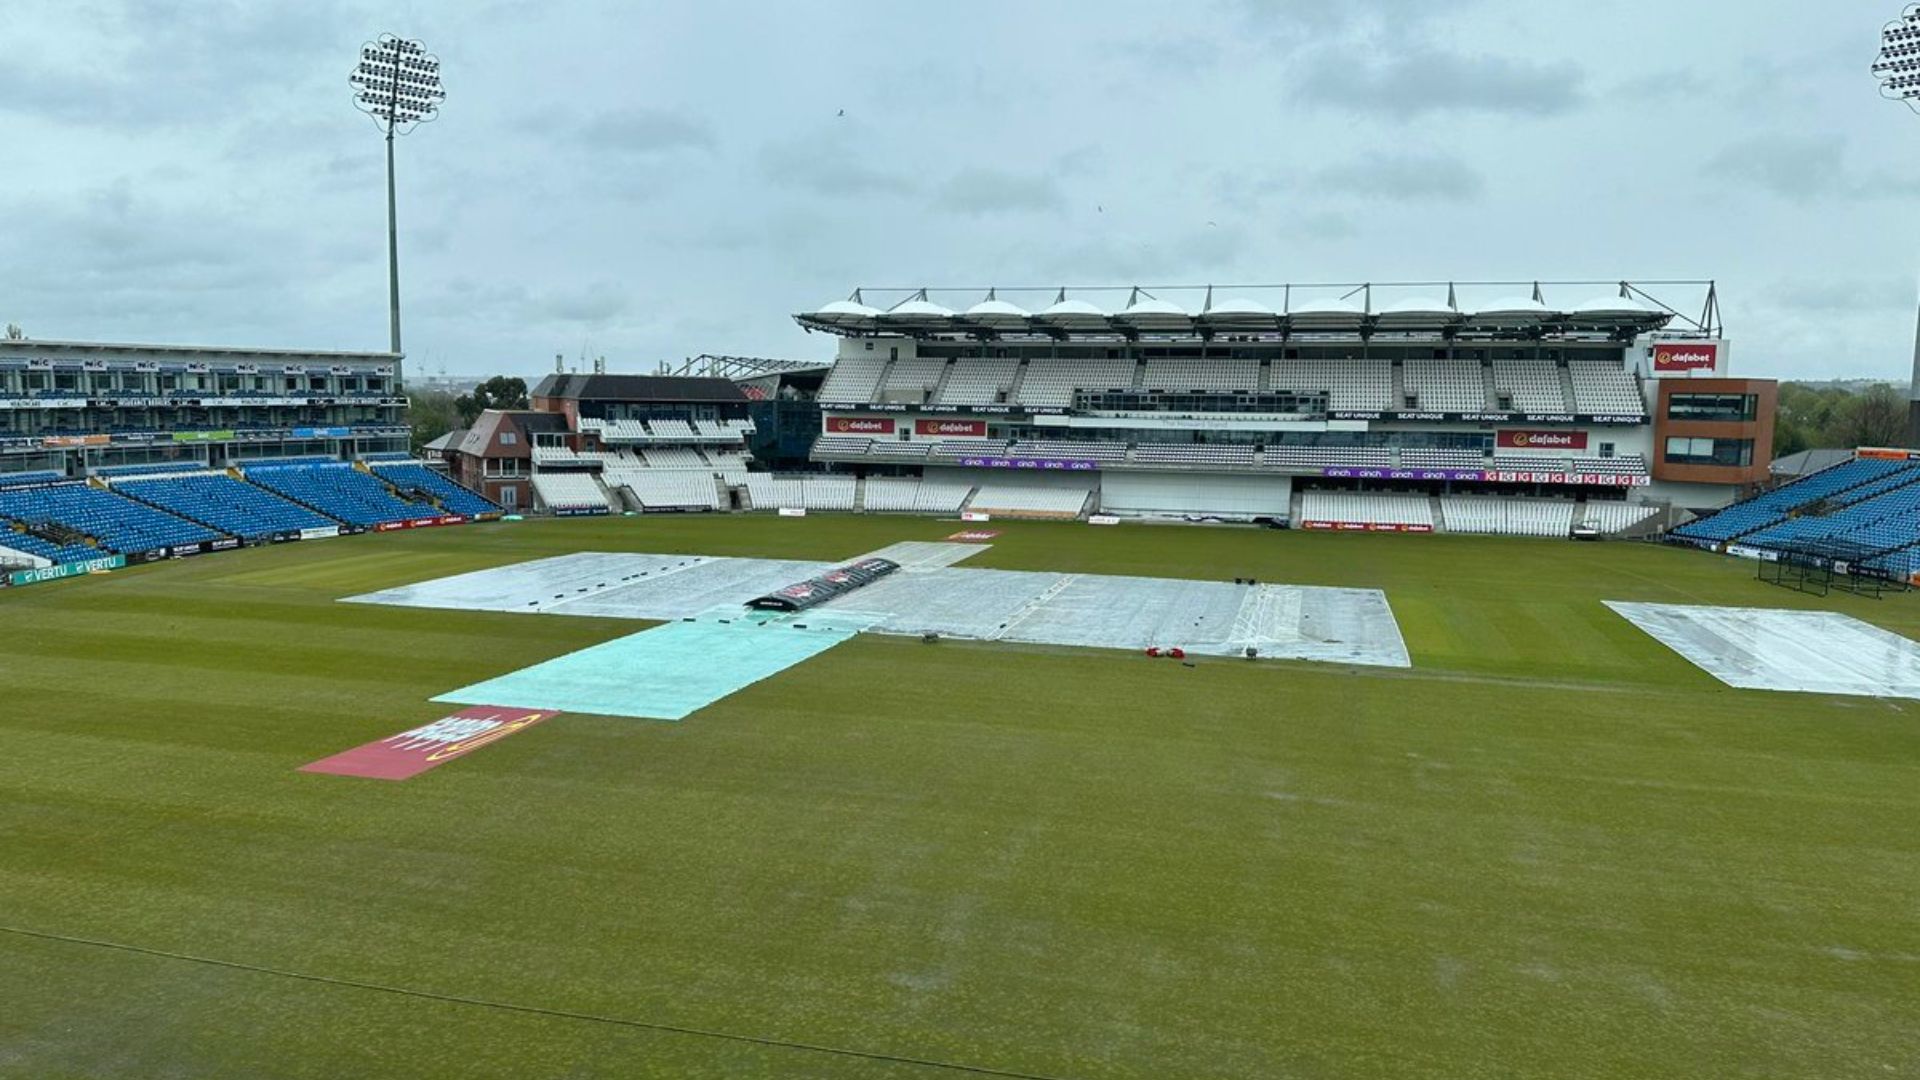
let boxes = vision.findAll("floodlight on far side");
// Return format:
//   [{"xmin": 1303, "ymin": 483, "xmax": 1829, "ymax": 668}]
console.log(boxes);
[{"xmin": 1873, "ymin": 4, "xmax": 1920, "ymax": 110}]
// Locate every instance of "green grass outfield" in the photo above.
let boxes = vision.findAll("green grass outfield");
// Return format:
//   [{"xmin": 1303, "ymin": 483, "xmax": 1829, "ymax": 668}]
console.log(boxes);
[{"xmin": 3, "ymin": 516, "xmax": 1918, "ymax": 1079}]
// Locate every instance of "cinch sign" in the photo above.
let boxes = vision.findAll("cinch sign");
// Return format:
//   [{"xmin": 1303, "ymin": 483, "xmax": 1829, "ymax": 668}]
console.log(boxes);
[
  {"xmin": 1652, "ymin": 341, "xmax": 1719, "ymax": 373},
  {"xmin": 914, "ymin": 418, "xmax": 988, "ymax": 437},
  {"xmin": 825, "ymin": 416, "xmax": 895, "ymax": 435},
  {"xmin": 1497, "ymin": 429, "xmax": 1588, "ymax": 450}
]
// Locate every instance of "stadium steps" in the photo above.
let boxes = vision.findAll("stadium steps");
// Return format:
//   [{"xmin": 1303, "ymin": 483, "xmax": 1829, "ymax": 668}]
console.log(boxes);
[
  {"xmin": 1257, "ymin": 360, "xmax": 1272, "ymax": 392},
  {"xmin": 1430, "ymin": 495, "xmax": 1447, "ymax": 532},
  {"xmin": 1481, "ymin": 364, "xmax": 1499, "ymax": 411},
  {"xmin": 1005, "ymin": 360, "xmax": 1031, "ymax": 402},
  {"xmin": 1390, "ymin": 362, "xmax": 1407, "ymax": 410},
  {"xmin": 853, "ymin": 476, "xmax": 867, "ymax": 512},
  {"xmin": 927, "ymin": 362, "xmax": 956, "ymax": 403},
  {"xmin": 1556, "ymin": 365, "xmax": 1578, "ymax": 413}
]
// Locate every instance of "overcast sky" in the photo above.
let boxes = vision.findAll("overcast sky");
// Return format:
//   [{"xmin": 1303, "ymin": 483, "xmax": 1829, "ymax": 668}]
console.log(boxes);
[{"xmin": 4, "ymin": 0, "xmax": 1919, "ymax": 381}]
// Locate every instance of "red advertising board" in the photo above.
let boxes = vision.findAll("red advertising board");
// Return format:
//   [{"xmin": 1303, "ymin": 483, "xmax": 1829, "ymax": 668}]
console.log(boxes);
[
  {"xmin": 1496, "ymin": 429, "xmax": 1588, "ymax": 450},
  {"xmin": 1652, "ymin": 341, "xmax": 1719, "ymax": 373},
  {"xmin": 1303, "ymin": 521, "xmax": 1433, "ymax": 533},
  {"xmin": 300, "ymin": 705, "xmax": 556, "ymax": 780},
  {"xmin": 914, "ymin": 418, "xmax": 988, "ymax": 437},
  {"xmin": 825, "ymin": 416, "xmax": 896, "ymax": 435}
]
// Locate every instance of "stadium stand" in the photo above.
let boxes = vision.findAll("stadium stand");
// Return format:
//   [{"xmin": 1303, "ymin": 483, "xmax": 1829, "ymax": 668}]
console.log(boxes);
[
  {"xmin": 876, "ymin": 356, "xmax": 947, "ymax": 403},
  {"xmin": 92, "ymin": 462, "xmax": 205, "ymax": 478},
  {"xmin": 1672, "ymin": 457, "xmax": 1912, "ymax": 543},
  {"xmin": 1567, "ymin": 362, "xmax": 1645, "ymax": 415},
  {"xmin": 1009, "ymin": 439, "xmax": 1129, "ymax": 463},
  {"xmin": 1132, "ymin": 443, "xmax": 1258, "ymax": 467},
  {"xmin": 531, "ymin": 471, "xmax": 615, "ymax": 513},
  {"xmin": 1139, "ymin": 357, "xmax": 1259, "ymax": 393},
  {"xmin": 115, "ymin": 471, "xmax": 334, "ymax": 540},
  {"xmin": 0, "ymin": 480, "xmax": 224, "ymax": 553},
  {"xmin": 1738, "ymin": 473, "xmax": 1920, "ymax": 550},
  {"xmin": 639, "ymin": 446, "xmax": 708, "ymax": 469},
  {"xmin": 1263, "ymin": 445, "xmax": 1394, "ymax": 469},
  {"xmin": 1399, "ymin": 448, "xmax": 1487, "ymax": 469},
  {"xmin": 863, "ymin": 476, "xmax": 974, "ymax": 513},
  {"xmin": 969, "ymin": 477, "xmax": 1095, "ymax": 518},
  {"xmin": 1402, "ymin": 359, "xmax": 1488, "ymax": 412},
  {"xmin": 616, "ymin": 470, "xmax": 724, "ymax": 511},
  {"xmin": 818, "ymin": 356, "xmax": 889, "ymax": 403},
  {"xmin": 1016, "ymin": 357, "xmax": 1138, "ymax": 408},
  {"xmin": 1439, "ymin": 496, "xmax": 1575, "ymax": 538},
  {"xmin": 1271, "ymin": 359, "xmax": 1393, "ymax": 411},
  {"xmin": 245, "ymin": 462, "xmax": 439, "ymax": 528},
  {"xmin": 1576, "ymin": 502, "xmax": 1661, "ymax": 534},
  {"xmin": 1491, "ymin": 359, "xmax": 1569, "ymax": 413},
  {"xmin": 929, "ymin": 439, "xmax": 1011, "ymax": 459},
  {"xmin": 371, "ymin": 462, "xmax": 501, "ymax": 517},
  {"xmin": 0, "ymin": 471, "xmax": 70, "ymax": 489},
  {"xmin": 870, "ymin": 441, "xmax": 932, "ymax": 460},
  {"xmin": 810, "ymin": 436, "xmax": 873, "ymax": 457},
  {"xmin": 935, "ymin": 359, "xmax": 1020, "ymax": 406},
  {"xmin": 1299, "ymin": 491, "xmax": 1434, "ymax": 529},
  {"xmin": 744, "ymin": 473, "xmax": 857, "ymax": 512}
]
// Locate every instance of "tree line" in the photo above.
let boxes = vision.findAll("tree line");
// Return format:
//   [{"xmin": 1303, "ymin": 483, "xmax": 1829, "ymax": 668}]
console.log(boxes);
[
  {"xmin": 1773, "ymin": 381, "xmax": 1910, "ymax": 459},
  {"xmin": 406, "ymin": 376, "xmax": 528, "ymax": 451}
]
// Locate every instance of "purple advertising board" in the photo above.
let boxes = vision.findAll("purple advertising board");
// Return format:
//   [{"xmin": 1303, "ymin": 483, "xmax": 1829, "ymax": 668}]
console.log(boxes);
[{"xmin": 959, "ymin": 456, "xmax": 1100, "ymax": 471}]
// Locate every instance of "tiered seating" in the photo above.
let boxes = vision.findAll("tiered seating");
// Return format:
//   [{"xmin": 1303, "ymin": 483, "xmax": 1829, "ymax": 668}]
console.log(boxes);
[
  {"xmin": 594, "ymin": 419, "xmax": 650, "ymax": 442},
  {"xmin": 0, "ymin": 481, "xmax": 223, "ymax": 553},
  {"xmin": 618, "ymin": 470, "xmax": 722, "ymax": 510},
  {"xmin": 1262, "ymin": 445, "xmax": 1394, "ymax": 470},
  {"xmin": 531, "ymin": 471, "xmax": 614, "ymax": 513},
  {"xmin": 1439, "ymin": 497, "xmax": 1574, "ymax": 537},
  {"xmin": 935, "ymin": 360, "xmax": 1019, "ymax": 406},
  {"xmin": 1577, "ymin": 502, "xmax": 1661, "ymax": 534},
  {"xmin": 869, "ymin": 441, "xmax": 931, "ymax": 459},
  {"xmin": 0, "ymin": 471, "xmax": 68, "ymax": 489},
  {"xmin": 810, "ymin": 436, "xmax": 872, "ymax": 457},
  {"xmin": 1008, "ymin": 440, "xmax": 1128, "ymax": 463},
  {"xmin": 1402, "ymin": 359, "xmax": 1487, "ymax": 412},
  {"xmin": 531, "ymin": 445, "xmax": 582, "ymax": 466},
  {"xmin": 0, "ymin": 528, "xmax": 98, "ymax": 565},
  {"xmin": 1491, "ymin": 359, "xmax": 1568, "ymax": 413},
  {"xmin": 876, "ymin": 356, "xmax": 947, "ymax": 403},
  {"xmin": 1138, "ymin": 357, "xmax": 1259, "ymax": 393},
  {"xmin": 1567, "ymin": 362, "xmax": 1644, "ymax": 415},
  {"xmin": 370, "ymin": 462, "xmax": 501, "ymax": 517},
  {"xmin": 1015, "ymin": 357, "xmax": 1138, "ymax": 408},
  {"xmin": 1270, "ymin": 359, "xmax": 1394, "ymax": 411},
  {"xmin": 1572, "ymin": 456, "xmax": 1647, "ymax": 476},
  {"xmin": 818, "ymin": 356, "xmax": 889, "ymax": 403},
  {"xmin": 1132, "ymin": 444, "xmax": 1257, "ymax": 467},
  {"xmin": 93, "ymin": 462, "xmax": 203, "ymax": 478},
  {"xmin": 969, "ymin": 478, "xmax": 1094, "ymax": 517},
  {"xmin": 116, "ymin": 472, "xmax": 333, "ymax": 540},
  {"xmin": 708, "ymin": 452, "xmax": 751, "ymax": 486},
  {"xmin": 692, "ymin": 418, "xmax": 753, "ymax": 440},
  {"xmin": 1672, "ymin": 457, "xmax": 1912, "ymax": 543},
  {"xmin": 1492, "ymin": 454, "xmax": 1575, "ymax": 473},
  {"xmin": 1299, "ymin": 491, "xmax": 1433, "ymax": 528},
  {"xmin": 1740, "ymin": 477, "xmax": 1920, "ymax": 551},
  {"xmin": 1399, "ymin": 448, "xmax": 1486, "ymax": 469},
  {"xmin": 863, "ymin": 476, "xmax": 974, "ymax": 513},
  {"xmin": 646, "ymin": 419, "xmax": 697, "ymax": 440},
  {"xmin": 930, "ymin": 439, "xmax": 1010, "ymax": 458},
  {"xmin": 745, "ymin": 473, "xmax": 856, "ymax": 511},
  {"xmin": 245, "ymin": 463, "xmax": 439, "ymax": 528},
  {"xmin": 640, "ymin": 446, "xmax": 708, "ymax": 469}
]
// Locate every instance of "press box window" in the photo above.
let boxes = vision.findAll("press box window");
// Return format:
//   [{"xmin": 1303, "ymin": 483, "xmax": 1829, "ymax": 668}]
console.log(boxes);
[
  {"xmin": 1667, "ymin": 393, "xmax": 1757, "ymax": 422},
  {"xmin": 1664, "ymin": 436, "xmax": 1752, "ymax": 467}
]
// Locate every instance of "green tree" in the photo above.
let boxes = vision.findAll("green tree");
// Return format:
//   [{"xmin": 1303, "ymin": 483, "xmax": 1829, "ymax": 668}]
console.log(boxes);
[
  {"xmin": 1830, "ymin": 382, "xmax": 1909, "ymax": 450},
  {"xmin": 407, "ymin": 388, "xmax": 462, "ymax": 453},
  {"xmin": 455, "ymin": 376, "xmax": 530, "ymax": 425}
]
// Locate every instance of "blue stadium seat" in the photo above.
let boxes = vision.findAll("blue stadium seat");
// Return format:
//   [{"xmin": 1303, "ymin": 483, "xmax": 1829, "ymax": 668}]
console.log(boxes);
[
  {"xmin": 1673, "ymin": 458, "xmax": 1912, "ymax": 543},
  {"xmin": 370, "ymin": 462, "xmax": 500, "ymax": 517},
  {"xmin": 116, "ymin": 472, "xmax": 337, "ymax": 540},
  {"xmin": 244, "ymin": 462, "xmax": 440, "ymax": 528},
  {"xmin": 0, "ymin": 481, "xmax": 224, "ymax": 554}
]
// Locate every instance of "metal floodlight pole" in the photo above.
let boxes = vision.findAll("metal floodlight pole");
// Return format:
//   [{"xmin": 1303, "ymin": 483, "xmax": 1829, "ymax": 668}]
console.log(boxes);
[
  {"xmin": 349, "ymin": 34, "xmax": 445, "ymax": 357},
  {"xmin": 1872, "ymin": 4, "xmax": 1920, "ymax": 445}
]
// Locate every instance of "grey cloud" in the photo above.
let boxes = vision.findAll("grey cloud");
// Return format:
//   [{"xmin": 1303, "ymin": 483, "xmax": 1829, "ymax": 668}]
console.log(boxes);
[
  {"xmin": 577, "ymin": 109, "xmax": 716, "ymax": 155},
  {"xmin": 934, "ymin": 169, "xmax": 1067, "ymax": 215},
  {"xmin": 1292, "ymin": 47, "xmax": 1584, "ymax": 117},
  {"xmin": 1706, "ymin": 134, "xmax": 1849, "ymax": 200},
  {"xmin": 1767, "ymin": 278, "xmax": 1914, "ymax": 314},
  {"xmin": 757, "ymin": 132, "xmax": 916, "ymax": 197},
  {"xmin": 1312, "ymin": 152, "xmax": 1485, "ymax": 202}
]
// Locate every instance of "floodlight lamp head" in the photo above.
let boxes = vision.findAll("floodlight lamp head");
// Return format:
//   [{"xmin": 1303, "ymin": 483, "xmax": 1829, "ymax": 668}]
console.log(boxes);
[
  {"xmin": 348, "ymin": 33, "xmax": 445, "ymax": 133},
  {"xmin": 1873, "ymin": 4, "xmax": 1920, "ymax": 111}
]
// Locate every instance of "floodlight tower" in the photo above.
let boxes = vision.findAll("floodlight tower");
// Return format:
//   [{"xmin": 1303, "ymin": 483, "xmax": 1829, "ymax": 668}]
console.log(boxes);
[
  {"xmin": 1872, "ymin": 5, "xmax": 1920, "ymax": 445},
  {"xmin": 349, "ymin": 35, "xmax": 445, "ymax": 356}
]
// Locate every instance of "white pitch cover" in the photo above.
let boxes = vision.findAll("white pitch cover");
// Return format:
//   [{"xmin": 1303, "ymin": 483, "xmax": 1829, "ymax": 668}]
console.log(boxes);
[{"xmin": 1606, "ymin": 601, "xmax": 1920, "ymax": 699}]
